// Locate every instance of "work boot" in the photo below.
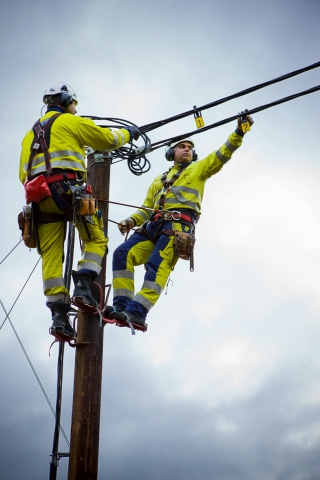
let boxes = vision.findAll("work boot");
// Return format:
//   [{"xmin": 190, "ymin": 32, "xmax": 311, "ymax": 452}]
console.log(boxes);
[
  {"xmin": 49, "ymin": 299, "xmax": 75, "ymax": 338},
  {"xmin": 71, "ymin": 270, "xmax": 98, "ymax": 308},
  {"xmin": 103, "ymin": 305, "xmax": 124, "ymax": 318},
  {"xmin": 109, "ymin": 310, "xmax": 146, "ymax": 327}
]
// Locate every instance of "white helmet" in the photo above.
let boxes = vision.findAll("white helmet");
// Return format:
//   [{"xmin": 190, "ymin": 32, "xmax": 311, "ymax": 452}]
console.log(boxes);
[
  {"xmin": 169, "ymin": 137, "xmax": 195, "ymax": 149},
  {"xmin": 43, "ymin": 82, "xmax": 78, "ymax": 106}
]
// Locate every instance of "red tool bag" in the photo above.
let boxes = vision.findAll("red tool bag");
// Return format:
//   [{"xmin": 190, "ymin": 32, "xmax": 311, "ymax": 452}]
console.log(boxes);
[{"xmin": 24, "ymin": 175, "xmax": 52, "ymax": 204}]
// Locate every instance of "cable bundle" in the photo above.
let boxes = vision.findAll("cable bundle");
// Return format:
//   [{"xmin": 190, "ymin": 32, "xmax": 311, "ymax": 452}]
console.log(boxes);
[{"xmin": 82, "ymin": 116, "xmax": 152, "ymax": 175}]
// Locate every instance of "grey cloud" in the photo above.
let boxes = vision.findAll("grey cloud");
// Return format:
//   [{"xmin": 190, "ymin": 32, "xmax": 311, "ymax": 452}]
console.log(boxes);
[{"xmin": 1, "ymin": 0, "xmax": 319, "ymax": 479}]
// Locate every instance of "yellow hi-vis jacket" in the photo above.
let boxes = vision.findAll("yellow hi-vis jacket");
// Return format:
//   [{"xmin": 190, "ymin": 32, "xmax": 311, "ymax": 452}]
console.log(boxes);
[
  {"xmin": 19, "ymin": 110, "xmax": 131, "ymax": 184},
  {"xmin": 130, "ymin": 130, "xmax": 243, "ymax": 226}
]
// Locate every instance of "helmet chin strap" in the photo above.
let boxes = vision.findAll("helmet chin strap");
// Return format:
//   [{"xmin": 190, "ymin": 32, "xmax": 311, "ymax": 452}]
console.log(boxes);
[{"xmin": 176, "ymin": 161, "xmax": 191, "ymax": 167}]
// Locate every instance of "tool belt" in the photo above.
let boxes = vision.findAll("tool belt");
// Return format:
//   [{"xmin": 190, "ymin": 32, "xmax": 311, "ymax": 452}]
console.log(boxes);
[
  {"xmin": 18, "ymin": 205, "xmax": 37, "ymax": 248},
  {"xmin": 32, "ymin": 184, "xmax": 97, "ymax": 226},
  {"xmin": 74, "ymin": 185, "xmax": 97, "ymax": 216},
  {"xmin": 151, "ymin": 210, "xmax": 195, "ymax": 225},
  {"xmin": 24, "ymin": 172, "xmax": 78, "ymax": 204},
  {"xmin": 137, "ymin": 210, "xmax": 197, "ymax": 271}
]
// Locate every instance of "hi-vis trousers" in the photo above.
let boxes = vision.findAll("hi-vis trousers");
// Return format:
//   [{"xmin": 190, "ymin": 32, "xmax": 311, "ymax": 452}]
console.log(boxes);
[
  {"xmin": 112, "ymin": 220, "xmax": 191, "ymax": 320},
  {"xmin": 33, "ymin": 184, "xmax": 108, "ymax": 305}
]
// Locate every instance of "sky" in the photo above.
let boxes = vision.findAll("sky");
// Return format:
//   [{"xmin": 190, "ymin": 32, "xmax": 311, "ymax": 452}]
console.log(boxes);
[{"xmin": 0, "ymin": 0, "xmax": 320, "ymax": 479}]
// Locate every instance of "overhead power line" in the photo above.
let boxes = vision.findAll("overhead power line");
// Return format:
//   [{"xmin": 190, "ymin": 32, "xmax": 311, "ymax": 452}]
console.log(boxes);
[
  {"xmin": 139, "ymin": 60, "xmax": 320, "ymax": 134},
  {"xmin": 148, "ymin": 84, "xmax": 320, "ymax": 151},
  {"xmin": 83, "ymin": 61, "xmax": 319, "ymax": 174}
]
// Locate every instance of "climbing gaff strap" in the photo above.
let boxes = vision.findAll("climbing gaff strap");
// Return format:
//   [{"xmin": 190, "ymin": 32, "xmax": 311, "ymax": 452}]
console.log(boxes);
[
  {"xmin": 121, "ymin": 313, "xmax": 136, "ymax": 336},
  {"xmin": 24, "ymin": 113, "xmax": 61, "ymax": 204}
]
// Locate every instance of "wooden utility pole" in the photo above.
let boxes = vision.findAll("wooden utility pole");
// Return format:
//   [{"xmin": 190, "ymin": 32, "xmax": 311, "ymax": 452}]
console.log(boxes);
[{"xmin": 68, "ymin": 150, "xmax": 111, "ymax": 480}]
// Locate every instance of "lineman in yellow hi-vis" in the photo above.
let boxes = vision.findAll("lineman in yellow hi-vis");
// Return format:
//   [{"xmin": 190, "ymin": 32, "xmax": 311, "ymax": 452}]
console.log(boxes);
[
  {"xmin": 20, "ymin": 83, "xmax": 139, "ymax": 337},
  {"xmin": 106, "ymin": 113, "xmax": 254, "ymax": 328}
]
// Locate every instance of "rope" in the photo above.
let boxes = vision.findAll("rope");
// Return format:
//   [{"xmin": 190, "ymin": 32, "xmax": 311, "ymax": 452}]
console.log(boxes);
[
  {"xmin": 0, "ymin": 258, "xmax": 41, "ymax": 330},
  {"xmin": 0, "ymin": 299, "xmax": 70, "ymax": 447},
  {"xmin": 139, "ymin": 61, "xmax": 320, "ymax": 134},
  {"xmin": 0, "ymin": 239, "xmax": 23, "ymax": 265},
  {"xmin": 97, "ymin": 198, "xmax": 153, "ymax": 212}
]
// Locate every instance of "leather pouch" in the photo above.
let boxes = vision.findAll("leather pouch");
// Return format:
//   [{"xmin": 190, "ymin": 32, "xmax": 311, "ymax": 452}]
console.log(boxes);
[
  {"xmin": 76, "ymin": 194, "xmax": 97, "ymax": 216},
  {"xmin": 173, "ymin": 230, "xmax": 195, "ymax": 260},
  {"xmin": 18, "ymin": 206, "xmax": 37, "ymax": 248}
]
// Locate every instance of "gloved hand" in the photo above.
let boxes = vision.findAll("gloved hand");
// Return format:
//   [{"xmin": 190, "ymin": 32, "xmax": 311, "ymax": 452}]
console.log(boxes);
[
  {"xmin": 237, "ymin": 109, "xmax": 254, "ymax": 133},
  {"xmin": 125, "ymin": 126, "xmax": 140, "ymax": 141},
  {"xmin": 118, "ymin": 217, "xmax": 135, "ymax": 235}
]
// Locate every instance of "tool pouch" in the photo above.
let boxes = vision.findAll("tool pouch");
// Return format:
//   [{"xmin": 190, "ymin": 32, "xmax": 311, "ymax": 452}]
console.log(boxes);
[
  {"xmin": 173, "ymin": 231, "xmax": 195, "ymax": 260},
  {"xmin": 24, "ymin": 175, "xmax": 52, "ymax": 204},
  {"xmin": 18, "ymin": 205, "xmax": 37, "ymax": 248},
  {"xmin": 75, "ymin": 192, "xmax": 97, "ymax": 216}
]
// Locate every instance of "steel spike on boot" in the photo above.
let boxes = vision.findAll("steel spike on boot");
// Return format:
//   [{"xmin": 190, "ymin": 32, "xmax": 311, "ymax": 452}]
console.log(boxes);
[
  {"xmin": 71, "ymin": 270, "xmax": 99, "ymax": 311},
  {"xmin": 49, "ymin": 299, "xmax": 76, "ymax": 338}
]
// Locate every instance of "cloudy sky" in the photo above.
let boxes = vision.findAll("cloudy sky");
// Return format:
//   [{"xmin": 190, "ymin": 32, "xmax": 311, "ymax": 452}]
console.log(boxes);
[{"xmin": 0, "ymin": 0, "xmax": 320, "ymax": 479}]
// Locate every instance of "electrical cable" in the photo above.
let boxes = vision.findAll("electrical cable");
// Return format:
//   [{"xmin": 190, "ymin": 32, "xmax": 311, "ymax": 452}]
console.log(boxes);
[
  {"xmin": 83, "ymin": 62, "xmax": 319, "ymax": 173},
  {"xmin": 0, "ymin": 299, "xmax": 70, "ymax": 447},
  {"xmin": 139, "ymin": 60, "xmax": 320, "ymax": 134},
  {"xmin": 0, "ymin": 239, "xmax": 23, "ymax": 265},
  {"xmin": 148, "ymin": 84, "xmax": 320, "ymax": 152},
  {"xmin": 82, "ymin": 116, "xmax": 152, "ymax": 175}
]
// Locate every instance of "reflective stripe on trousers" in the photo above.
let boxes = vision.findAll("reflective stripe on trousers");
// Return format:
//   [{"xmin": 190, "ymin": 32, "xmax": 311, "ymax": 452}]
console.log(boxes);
[
  {"xmin": 111, "ymin": 221, "xmax": 194, "ymax": 320},
  {"xmin": 34, "ymin": 191, "xmax": 108, "ymax": 301}
]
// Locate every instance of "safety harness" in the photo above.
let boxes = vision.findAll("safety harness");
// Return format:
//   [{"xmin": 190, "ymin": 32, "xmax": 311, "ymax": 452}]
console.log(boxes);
[
  {"xmin": 138, "ymin": 163, "xmax": 197, "ymax": 270},
  {"xmin": 25, "ymin": 113, "xmax": 79, "ymax": 223},
  {"xmin": 19, "ymin": 111, "xmax": 97, "ymax": 254},
  {"xmin": 159, "ymin": 164, "xmax": 189, "ymax": 210},
  {"xmin": 154, "ymin": 163, "xmax": 197, "ymax": 225},
  {"xmin": 27, "ymin": 113, "xmax": 62, "ymax": 180}
]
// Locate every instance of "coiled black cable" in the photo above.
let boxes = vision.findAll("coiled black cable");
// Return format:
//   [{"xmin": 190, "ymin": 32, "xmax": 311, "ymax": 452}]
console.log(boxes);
[{"xmin": 82, "ymin": 116, "xmax": 152, "ymax": 175}]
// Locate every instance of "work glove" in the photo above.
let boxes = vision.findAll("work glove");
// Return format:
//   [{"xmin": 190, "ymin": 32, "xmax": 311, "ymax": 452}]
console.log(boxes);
[
  {"xmin": 118, "ymin": 217, "xmax": 135, "ymax": 235},
  {"xmin": 237, "ymin": 109, "xmax": 254, "ymax": 133},
  {"xmin": 125, "ymin": 126, "xmax": 140, "ymax": 141}
]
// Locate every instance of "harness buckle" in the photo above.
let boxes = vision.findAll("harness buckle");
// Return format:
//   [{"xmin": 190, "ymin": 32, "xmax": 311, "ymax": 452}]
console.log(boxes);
[
  {"xmin": 38, "ymin": 129, "xmax": 45, "ymax": 140},
  {"xmin": 163, "ymin": 211, "xmax": 181, "ymax": 221}
]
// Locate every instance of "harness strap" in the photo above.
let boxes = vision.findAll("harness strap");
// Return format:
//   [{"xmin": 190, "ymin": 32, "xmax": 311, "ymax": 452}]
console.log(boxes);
[
  {"xmin": 45, "ymin": 172, "xmax": 77, "ymax": 183},
  {"xmin": 27, "ymin": 113, "xmax": 61, "ymax": 180},
  {"xmin": 152, "ymin": 211, "xmax": 195, "ymax": 225},
  {"xmin": 159, "ymin": 164, "xmax": 189, "ymax": 210},
  {"xmin": 51, "ymin": 181, "xmax": 66, "ymax": 196}
]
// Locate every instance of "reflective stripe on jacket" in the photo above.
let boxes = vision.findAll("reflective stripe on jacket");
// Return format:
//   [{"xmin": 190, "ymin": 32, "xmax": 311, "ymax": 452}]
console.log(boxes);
[
  {"xmin": 19, "ymin": 110, "xmax": 130, "ymax": 183},
  {"xmin": 131, "ymin": 130, "xmax": 243, "ymax": 226}
]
